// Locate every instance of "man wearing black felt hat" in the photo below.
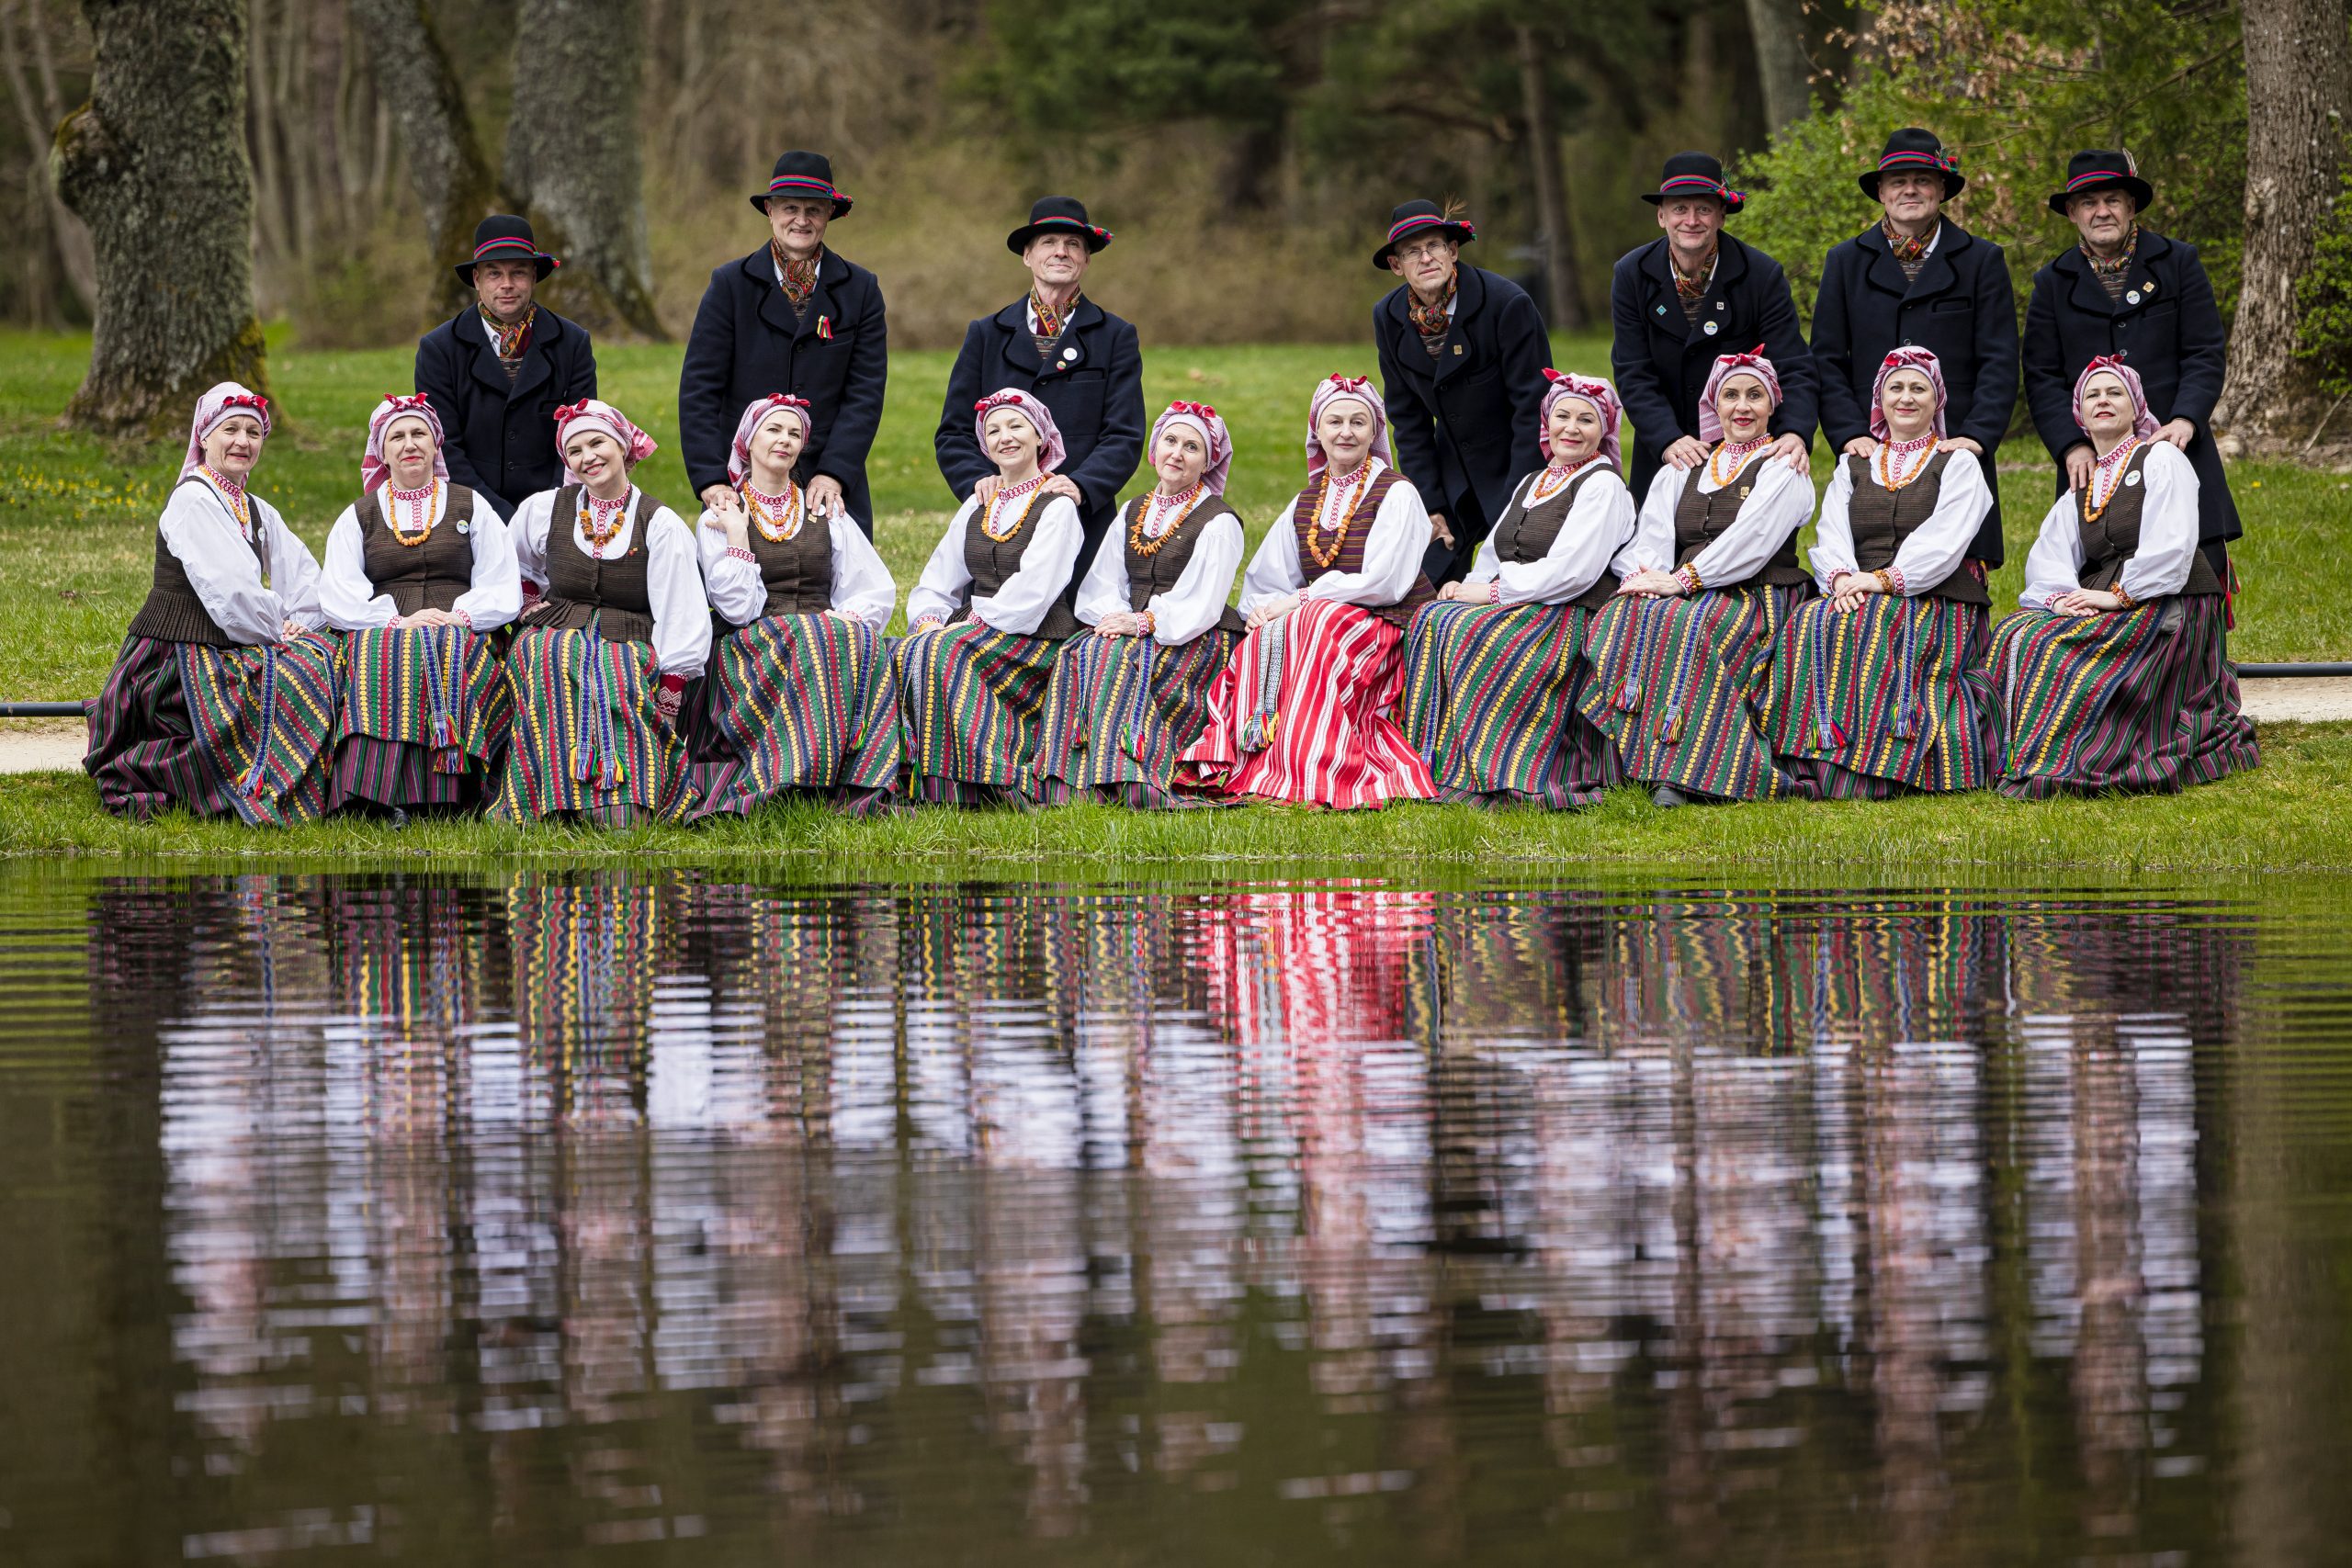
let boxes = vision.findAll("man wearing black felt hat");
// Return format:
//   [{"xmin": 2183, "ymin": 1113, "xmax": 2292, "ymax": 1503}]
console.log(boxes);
[
  {"xmin": 934, "ymin": 197, "xmax": 1146, "ymax": 601},
  {"xmin": 1810, "ymin": 129, "xmax": 2019, "ymax": 570},
  {"xmin": 2023, "ymin": 150, "xmax": 2238, "ymax": 577},
  {"xmin": 679, "ymin": 151, "xmax": 890, "ymax": 533},
  {"xmin": 1370, "ymin": 198, "xmax": 1555, "ymax": 584},
  {"xmin": 413, "ymin": 215, "xmax": 599, "ymax": 519},
  {"xmin": 1608, "ymin": 152, "xmax": 1817, "ymax": 499}
]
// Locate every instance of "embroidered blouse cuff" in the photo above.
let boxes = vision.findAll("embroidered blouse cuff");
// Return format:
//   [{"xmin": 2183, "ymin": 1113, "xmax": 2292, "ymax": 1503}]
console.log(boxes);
[
  {"xmin": 1672, "ymin": 563, "xmax": 1704, "ymax": 596},
  {"xmin": 725, "ymin": 546, "xmax": 757, "ymax": 563},
  {"xmin": 520, "ymin": 579, "xmax": 542, "ymax": 601},
  {"xmin": 658, "ymin": 672, "xmax": 689, "ymax": 696},
  {"xmin": 1487, "ymin": 580, "xmax": 1503, "ymax": 604},
  {"xmin": 456, "ymin": 609, "xmax": 474, "ymax": 630},
  {"xmin": 1884, "ymin": 566, "xmax": 1907, "ymax": 595}
]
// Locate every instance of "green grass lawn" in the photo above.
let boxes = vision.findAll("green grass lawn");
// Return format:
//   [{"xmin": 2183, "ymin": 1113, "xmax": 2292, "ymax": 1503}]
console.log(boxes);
[{"xmin": 6, "ymin": 327, "xmax": 2350, "ymax": 703}]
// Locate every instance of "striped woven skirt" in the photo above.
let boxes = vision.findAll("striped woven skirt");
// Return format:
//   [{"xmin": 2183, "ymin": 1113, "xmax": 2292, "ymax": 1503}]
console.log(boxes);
[
  {"xmin": 84, "ymin": 633, "xmax": 340, "ymax": 825},
  {"xmin": 1574, "ymin": 585, "xmax": 1805, "ymax": 802},
  {"xmin": 1174, "ymin": 597, "xmax": 1438, "ymax": 809},
  {"xmin": 1034, "ymin": 628, "xmax": 1239, "ymax": 808},
  {"xmin": 895, "ymin": 620, "xmax": 1061, "ymax": 804},
  {"xmin": 689, "ymin": 613, "xmax": 900, "ymax": 818},
  {"xmin": 1989, "ymin": 594, "xmax": 2258, "ymax": 799},
  {"xmin": 1401, "ymin": 600, "xmax": 1617, "ymax": 807},
  {"xmin": 486, "ymin": 626, "xmax": 695, "ymax": 825},
  {"xmin": 1764, "ymin": 593, "xmax": 1999, "ymax": 797},
  {"xmin": 329, "ymin": 624, "xmax": 513, "ymax": 810}
]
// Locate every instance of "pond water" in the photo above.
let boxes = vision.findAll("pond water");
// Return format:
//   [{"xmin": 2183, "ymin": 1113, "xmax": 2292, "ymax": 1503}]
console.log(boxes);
[{"xmin": 1, "ymin": 864, "xmax": 2347, "ymax": 1566}]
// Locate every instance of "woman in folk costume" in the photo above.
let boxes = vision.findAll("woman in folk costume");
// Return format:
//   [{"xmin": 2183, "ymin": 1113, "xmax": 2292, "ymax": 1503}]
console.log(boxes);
[
  {"xmin": 898, "ymin": 389, "xmax": 1084, "ymax": 805},
  {"xmin": 1765, "ymin": 348, "xmax": 2001, "ymax": 795},
  {"xmin": 85, "ymin": 385, "xmax": 340, "ymax": 825},
  {"xmin": 317, "ymin": 394, "xmax": 521, "ymax": 817},
  {"xmin": 688, "ymin": 393, "xmax": 899, "ymax": 817},
  {"xmin": 1403, "ymin": 369, "xmax": 1637, "ymax": 807},
  {"xmin": 1575, "ymin": 348, "xmax": 1815, "ymax": 807},
  {"xmin": 1990, "ymin": 357, "xmax": 2257, "ymax": 797},
  {"xmin": 488, "ymin": 399, "xmax": 710, "ymax": 824},
  {"xmin": 1035, "ymin": 400, "xmax": 1246, "ymax": 807},
  {"xmin": 1175, "ymin": 374, "xmax": 1440, "ymax": 809}
]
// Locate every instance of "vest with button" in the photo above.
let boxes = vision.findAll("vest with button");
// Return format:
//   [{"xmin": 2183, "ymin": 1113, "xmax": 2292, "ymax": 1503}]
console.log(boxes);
[
  {"xmin": 740, "ymin": 500, "xmax": 835, "ymax": 620},
  {"xmin": 1840, "ymin": 453, "xmax": 1990, "ymax": 605},
  {"xmin": 1289, "ymin": 466, "xmax": 1437, "ymax": 630},
  {"xmin": 1121, "ymin": 494, "xmax": 1246, "ymax": 635},
  {"xmin": 125, "ymin": 477, "xmax": 266, "ymax": 647},
  {"xmin": 359, "ymin": 485, "xmax": 481, "ymax": 615},
  {"xmin": 522, "ymin": 484, "xmax": 662, "ymax": 643},
  {"xmin": 2075, "ymin": 445, "xmax": 2222, "ymax": 597},
  {"xmin": 946, "ymin": 491, "xmax": 1081, "ymax": 640},
  {"xmin": 1672, "ymin": 462, "xmax": 1809, "ymax": 588},
  {"xmin": 1487, "ymin": 465, "xmax": 1622, "ymax": 611}
]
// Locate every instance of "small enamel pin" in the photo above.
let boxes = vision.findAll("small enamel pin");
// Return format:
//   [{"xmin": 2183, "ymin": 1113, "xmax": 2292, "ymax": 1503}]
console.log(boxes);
[
  {"xmin": 1453, "ymin": 344, "xmax": 1464, "ymax": 355},
  {"xmin": 1061, "ymin": 345, "xmax": 1078, "ymax": 363},
  {"xmin": 455, "ymin": 520, "xmax": 469, "ymax": 535},
  {"xmin": 1702, "ymin": 320, "xmax": 1720, "ymax": 336},
  {"xmin": 817, "ymin": 317, "xmax": 832, "ymax": 339},
  {"xmin": 2126, "ymin": 290, "xmax": 2141, "ymax": 305},
  {"xmin": 2126, "ymin": 470, "xmax": 2143, "ymax": 486},
  {"xmin": 1656, "ymin": 304, "xmax": 1668, "ymax": 316}
]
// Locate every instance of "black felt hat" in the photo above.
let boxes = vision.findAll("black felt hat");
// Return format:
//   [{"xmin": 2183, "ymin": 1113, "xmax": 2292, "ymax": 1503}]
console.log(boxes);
[
  {"xmin": 1642, "ymin": 152, "xmax": 1745, "ymax": 214},
  {"xmin": 454, "ymin": 215, "xmax": 560, "ymax": 285},
  {"xmin": 1372, "ymin": 200, "xmax": 1477, "ymax": 272},
  {"xmin": 1008, "ymin": 196, "xmax": 1113, "ymax": 254},
  {"xmin": 751, "ymin": 151, "xmax": 854, "ymax": 218},
  {"xmin": 1860, "ymin": 128, "xmax": 1965, "ymax": 200},
  {"xmin": 2048, "ymin": 150, "xmax": 2154, "ymax": 217}
]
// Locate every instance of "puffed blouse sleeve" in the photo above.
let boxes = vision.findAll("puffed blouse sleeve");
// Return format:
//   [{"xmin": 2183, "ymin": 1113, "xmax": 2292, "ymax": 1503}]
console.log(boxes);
[
  {"xmin": 255, "ymin": 499, "xmax": 324, "ymax": 631},
  {"xmin": 1625, "ymin": 467, "xmax": 1684, "ymax": 576},
  {"xmin": 2018, "ymin": 491, "xmax": 2085, "ymax": 610},
  {"xmin": 1071, "ymin": 506, "xmax": 1133, "ymax": 628},
  {"xmin": 450, "ymin": 502, "xmax": 521, "ymax": 631},
  {"xmin": 696, "ymin": 506, "xmax": 767, "ymax": 627},
  {"xmin": 1681, "ymin": 460, "xmax": 1814, "ymax": 588},
  {"xmin": 1238, "ymin": 501, "xmax": 1306, "ymax": 615},
  {"xmin": 1807, "ymin": 459, "xmax": 1860, "ymax": 591},
  {"xmin": 510, "ymin": 489, "xmax": 558, "ymax": 594},
  {"xmin": 971, "ymin": 494, "xmax": 1081, "ymax": 636},
  {"xmin": 904, "ymin": 499, "xmax": 978, "ymax": 628},
  {"xmin": 156, "ymin": 481, "xmax": 288, "ymax": 645},
  {"xmin": 1886, "ymin": 451, "xmax": 1991, "ymax": 595},
  {"xmin": 828, "ymin": 515, "xmax": 897, "ymax": 630},
  {"xmin": 319, "ymin": 502, "xmax": 394, "ymax": 630},
  {"xmin": 1489, "ymin": 468, "xmax": 1637, "ymax": 607},
  {"xmin": 1302, "ymin": 467, "xmax": 1427, "ymax": 607},
  {"xmin": 1146, "ymin": 509, "xmax": 1245, "ymax": 646},
  {"xmin": 2115, "ymin": 442, "xmax": 2200, "ymax": 604},
  {"xmin": 643, "ymin": 505, "xmax": 713, "ymax": 677}
]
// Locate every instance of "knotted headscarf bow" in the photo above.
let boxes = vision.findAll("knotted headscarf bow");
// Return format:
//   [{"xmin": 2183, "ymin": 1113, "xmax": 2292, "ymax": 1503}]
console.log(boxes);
[
  {"xmin": 361, "ymin": 393, "xmax": 449, "ymax": 492},
  {"xmin": 1539, "ymin": 368, "xmax": 1624, "ymax": 468},
  {"xmin": 553, "ymin": 399, "xmax": 659, "ymax": 486},
  {"xmin": 727, "ymin": 393, "xmax": 815, "ymax": 488},
  {"xmin": 1151, "ymin": 400, "xmax": 1233, "ymax": 495},
  {"xmin": 1868, "ymin": 347, "xmax": 1949, "ymax": 442},
  {"xmin": 973, "ymin": 388, "xmax": 1069, "ymax": 475},
  {"xmin": 181, "ymin": 384, "xmax": 273, "ymax": 479},
  {"xmin": 1306, "ymin": 374, "xmax": 1396, "ymax": 476},
  {"xmin": 2072, "ymin": 355, "xmax": 2159, "ymax": 439},
  {"xmin": 1697, "ymin": 347, "xmax": 1782, "ymax": 444}
]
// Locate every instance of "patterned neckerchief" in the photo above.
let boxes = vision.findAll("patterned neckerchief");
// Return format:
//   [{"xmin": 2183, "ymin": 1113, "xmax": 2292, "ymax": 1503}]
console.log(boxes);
[
  {"xmin": 1882, "ymin": 219, "xmax": 1939, "ymax": 265},
  {"xmin": 771, "ymin": 241, "xmax": 820, "ymax": 307},
  {"xmin": 1407, "ymin": 275, "xmax": 1456, "ymax": 341},
  {"xmin": 479, "ymin": 303, "xmax": 536, "ymax": 364},
  {"xmin": 1030, "ymin": 288, "xmax": 1079, "ymax": 340},
  {"xmin": 1672, "ymin": 247, "xmax": 1717, "ymax": 301},
  {"xmin": 2082, "ymin": 224, "xmax": 2139, "ymax": 298}
]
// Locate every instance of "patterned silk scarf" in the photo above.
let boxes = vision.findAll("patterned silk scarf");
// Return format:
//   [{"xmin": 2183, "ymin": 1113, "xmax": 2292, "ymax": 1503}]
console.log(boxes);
[
  {"xmin": 1031, "ymin": 288, "xmax": 1078, "ymax": 341},
  {"xmin": 2082, "ymin": 223, "xmax": 2139, "ymax": 300},
  {"xmin": 480, "ymin": 304, "xmax": 536, "ymax": 367},
  {"xmin": 771, "ymin": 241, "xmax": 820, "ymax": 310},
  {"xmin": 1407, "ymin": 275, "xmax": 1456, "ymax": 346}
]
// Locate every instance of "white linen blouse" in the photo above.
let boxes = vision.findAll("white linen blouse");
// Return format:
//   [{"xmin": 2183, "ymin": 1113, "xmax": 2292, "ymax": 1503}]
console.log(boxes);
[{"xmin": 510, "ymin": 485, "xmax": 711, "ymax": 676}]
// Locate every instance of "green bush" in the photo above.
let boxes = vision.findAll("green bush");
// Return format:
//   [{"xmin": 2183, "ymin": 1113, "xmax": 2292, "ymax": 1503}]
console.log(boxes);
[{"xmin": 2296, "ymin": 165, "xmax": 2352, "ymax": 400}]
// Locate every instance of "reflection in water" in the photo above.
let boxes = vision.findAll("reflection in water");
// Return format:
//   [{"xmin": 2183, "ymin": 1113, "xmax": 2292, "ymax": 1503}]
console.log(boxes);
[{"xmin": 2, "ymin": 870, "xmax": 2337, "ymax": 1563}]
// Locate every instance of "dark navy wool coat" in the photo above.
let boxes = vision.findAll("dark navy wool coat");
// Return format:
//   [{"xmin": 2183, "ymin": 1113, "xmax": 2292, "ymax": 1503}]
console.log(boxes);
[{"xmin": 413, "ymin": 307, "xmax": 597, "ymax": 519}]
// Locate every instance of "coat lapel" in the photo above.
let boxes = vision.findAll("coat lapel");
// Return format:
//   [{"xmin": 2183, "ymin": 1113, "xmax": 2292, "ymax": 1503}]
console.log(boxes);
[
  {"xmin": 996, "ymin": 299, "xmax": 1042, "ymax": 383},
  {"xmin": 1858, "ymin": 225, "xmax": 1913, "ymax": 300},
  {"xmin": 462, "ymin": 310, "xmax": 511, "ymax": 396},
  {"xmin": 746, "ymin": 246, "xmax": 802, "ymax": 341},
  {"xmin": 1038, "ymin": 299, "xmax": 1101, "ymax": 379},
  {"xmin": 1432, "ymin": 265, "xmax": 1486, "ymax": 384},
  {"xmin": 1639, "ymin": 241, "xmax": 1691, "ymax": 344},
  {"xmin": 508, "ymin": 311, "xmax": 555, "ymax": 402},
  {"xmin": 795, "ymin": 249, "xmax": 843, "ymax": 343},
  {"xmin": 2061, "ymin": 250, "xmax": 2119, "ymax": 321},
  {"xmin": 1905, "ymin": 224, "xmax": 1962, "ymax": 301},
  {"xmin": 2110, "ymin": 229, "xmax": 2171, "ymax": 322}
]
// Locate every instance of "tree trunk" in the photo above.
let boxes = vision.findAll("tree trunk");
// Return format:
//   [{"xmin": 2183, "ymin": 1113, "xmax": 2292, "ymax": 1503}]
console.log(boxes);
[
  {"xmin": 1515, "ymin": 23, "xmax": 1586, "ymax": 332},
  {"xmin": 53, "ymin": 0, "xmax": 266, "ymax": 435},
  {"xmin": 346, "ymin": 0, "xmax": 497, "ymax": 318},
  {"xmin": 502, "ymin": 0, "xmax": 666, "ymax": 339},
  {"xmin": 2212, "ymin": 0, "xmax": 2351, "ymax": 441},
  {"xmin": 1740, "ymin": 0, "xmax": 1812, "ymax": 140},
  {"xmin": 0, "ymin": 0, "xmax": 96, "ymax": 315}
]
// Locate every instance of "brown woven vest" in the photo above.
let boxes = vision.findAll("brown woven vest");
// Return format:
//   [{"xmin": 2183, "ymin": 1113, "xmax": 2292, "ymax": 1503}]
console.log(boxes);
[
  {"xmin": 945, "ymin": 491, "xmax": 1080, "ymax": 640},
  {"xmin": 522, "ymin": 485, "xmax": 661, "ymax": 644},
  {"xmin": 1489, "ymin": 465, "xmax": 1622, "ymax": 611},
  {"xmin": 1674, "ymin": 462, "xmax": 1808, "ymax": 588},
  {"xmin": 2075, "ymin": 446, "xmax": 2222, "ymax": 597},
  {"xmin": 124, "ymin": 478, "xmax": 266, "ymax": 647},
  {"xmin": 1290, "ymin": 466, "xmax": 1437, "ymax": 630},
  {"xmin": 1121, "ymin": 494, "xmax": 1246, "ymax": 635},
  {"xmin": 742, "ymin": 503, "xmax": 835, "ymax": 619},
  {"xmin": 359, "ymin": 485, "xmax": 481, "ymax": 616},
  {"xmin": 1841, "ymin": 453, "xmax": 1990, "ymax": 606}
]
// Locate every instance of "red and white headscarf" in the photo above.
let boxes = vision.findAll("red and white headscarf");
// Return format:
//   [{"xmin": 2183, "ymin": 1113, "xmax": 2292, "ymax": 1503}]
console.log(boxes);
[
  {"xmin": 552, "ymin": 399, "xmax": 659, "ymax": 486},
  {"xmin": 1868, "ymin": 347, "xmax": 1949, "ymax": 442},
  {"xmin": 180, "ymin": 382, "xmax": 273, "ymax": 479},
  {"xmin": 974, "ymin": 388, "xmax": 1068, "ymax": 474},
  {"xmin": 727, "ymin": 393, "xmax": 815, "ymax": 489},
  {"xmin": 1697, "ymin": 348, "xmax": 1781, "ymax": 444},
  {"xmin": 1539, "ymin": 368, "xmax": 1623, "ymax": 468},
  {"xmin": 1150, "ymin": 400, "xmax": 1233, "ymax": 495},
  {"xmin": 361, "ymin": 393, "xmax": 449, "ymax": 493},
  {"xmin": 2072, "ymin": 355, "xmax": 2159, "ymax": 440},
  {"xmin": 1306, "ymin": 374, "xmax": 1396, "ymax": 476}
]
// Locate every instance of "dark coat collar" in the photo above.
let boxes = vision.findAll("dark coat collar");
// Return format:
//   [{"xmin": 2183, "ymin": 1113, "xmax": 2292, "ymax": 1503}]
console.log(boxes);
[
  {"xmin": 2049, "ymin": 226, "xmax": 2174, "ymax": 317},
  {"xmin": 1636, "ymin": 234, "xmax": 1751, "ymax": 344},
  {"xmin": 1381, "ymin": 259, "xmax": 1491, "ymax": 330},
  {"xmin": 738, "ymin": 243, "xmax": 848, "ymax": 341},
  {"xmin": 461, "ymin": 304, "xmax": 568, "ymax": 400},
  {"xmin": 993, "ymin": 294, "xmax": 1105, "ymax": 379},
  {"xmin": 1855, "ymin": 219, "xmax": 1972, "ymax": 299}
]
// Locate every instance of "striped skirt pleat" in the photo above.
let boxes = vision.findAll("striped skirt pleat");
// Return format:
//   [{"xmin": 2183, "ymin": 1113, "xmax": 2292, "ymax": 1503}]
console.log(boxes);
[
  {"xmin": 85, "ymin": 633, "xmax": 339, "ymax": 825},
  {"xmin": 487, "ymin": 626, "xmax": 695, "ymax": 824},
  {"xmin": 895, "ymin": 621, "xmax": 1062, "ymax": 794},
  {"xmin": 1575, "ymin": 585, "xmax": 1804, "ymax": 801},
  {"xmin": 1989, "ymin": 595, "xmax": 2259, "ymax": 799},
  {"xmin": 1175, "ymin": 597, "xmax": 1438, "ymax": 809},
  {"xmin": 1034, "ymin": 628, "xmax": 1238, "ymax": 808},
  {"xmin": 1764, "ymin": 593, "xmax": 1998, "ymax": 797},
  {"xmin": 1402, "ymin": 600, "xmax": 1616, "ymax": 807},
  {"xmin": 690, "ymin": 613, "xmax": 900, "ymax": 817},
  {"xmin": 330, "ymin": 624, "xmax": 513, "ymax": 809}
]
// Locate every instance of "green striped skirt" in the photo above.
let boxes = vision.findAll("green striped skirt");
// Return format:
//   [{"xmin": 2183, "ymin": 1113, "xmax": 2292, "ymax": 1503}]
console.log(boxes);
[
  {"xmin": 487, "ymin": 626, "xmax": 695, "ymax": 825},
  {"xmin": 690, "ymin": 612, "xmax": 900, "ymax": 818},
  {"xmin": 330, "ymin": 624, "xmax": 513, "ymax": 809},
  {"xmin": 1034, "ymin": 628, "xmax": 1238, "ymax": 808},
  {"xmin": 1764, "ymin": 592, "xmax": 1998, "ymax": 797},
  {"xmin": 895, "ymin": 621, "xmax": 1062, "ymax": 800},
  {"xmin": 85, "ymin": 633, "xmax": 340, "ymax": 825},
  {"xmin": 1402, "ymin": 600, "xmax": 1617, "ymax": 807},
  {"xmin": 1989, "ymin": 594, "xmax": 2258, "ymax": 799},
  {"xmin": 1575, "ymin": 584, "xmax": 1805, "ymax": 801}
]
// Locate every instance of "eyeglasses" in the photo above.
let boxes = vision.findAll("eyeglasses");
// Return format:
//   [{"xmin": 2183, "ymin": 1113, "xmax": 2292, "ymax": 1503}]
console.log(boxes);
[{"xmin": 1396, "ymin": 238, "xmax": 1455, "ymax": 264}]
